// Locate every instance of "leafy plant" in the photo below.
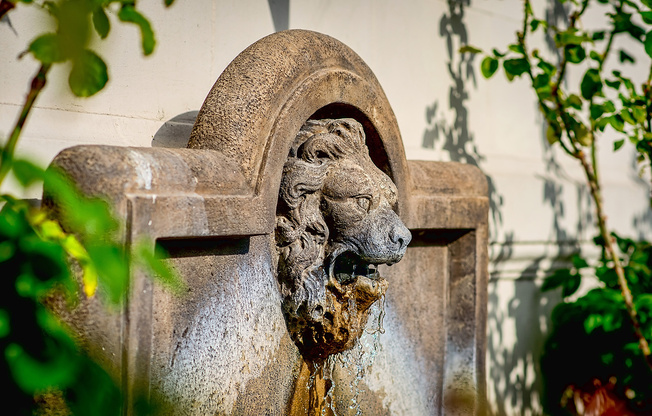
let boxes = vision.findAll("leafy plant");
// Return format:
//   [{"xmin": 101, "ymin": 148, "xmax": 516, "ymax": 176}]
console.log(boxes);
[
  {"xmin": 1, "ymin": 0, "xmax": 181, "ymax": 414},
  {"xmin": 542, "ymin": 234, "xmax": 652, "ymax": 414},
  {"xmin": 462, "ymin": 0, "xmax": 652, "ymax": 413}
]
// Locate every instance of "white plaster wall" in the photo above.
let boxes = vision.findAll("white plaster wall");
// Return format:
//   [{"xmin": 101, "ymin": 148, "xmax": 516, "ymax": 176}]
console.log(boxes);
[{"xmin": 2, "ymin": 0, "xmax": 651, "ymax": 414}]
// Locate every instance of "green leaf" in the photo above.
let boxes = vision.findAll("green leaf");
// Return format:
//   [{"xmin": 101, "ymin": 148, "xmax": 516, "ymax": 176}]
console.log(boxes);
[
  {"xmin": 621, "ymin": 109, "xmax": 636, "ymax": 125},
  {"xmin": 584, "ymin": 313, "xmax": 603, "ymax": 334},
  {"xmin": 503, "ymin": 58, "xmax": 529, "ymax": 79},
  {"xmin": 645, "ymin": 30, "xmax": 652, "ymax": 59},
  {"xmin": 87, "ymin": 244, "xmax": 129, "ymax": 304},
  {"xmin": 563, "ymin": 273, "xmax": 582, "ymax": 297},
  {"xmin": 619, "ymin": 49, "xmax": 635, "ymax": 64},
  {"xmin": 614, "ymin": 139, "xmax": 625, "ymax": 151},
  {"xmin": 613, "ymin": 12, "xmax": 645, "ymax": 41},
  {"xmin": 546, "ymin": 123, "xmax": 560, "ymax": 145},
  {"xmin": 608, "ymin": 114, "xmax": 625, "ymax": 132},
  {"xmin": 556, "ymin": 31, "xmax": 587, "ymax": 46},
  {"xmin": 492, "ymin": 48, "xmax": 506, "ymax": 58},
  {"xmin": 165, "ymin": 0, "xmax": 174, "ymax": 5},
  {"xmin": 636, "ymin": 294, "xmax": 652, "ymax": 310},
  {"xmin": 633, "ymin": 106, "xmax": 646, "ymax": 123},
  {"xmin": 12, "ymin": 159, "xmax": 45, "ymax": 187},
  {"xmin": 589, "ymin": 50, "xmax": 602, "ymax": 62},
  {"xmin": 573, "ymin": 121, "xmax": 592, "ymax": 146},
  {"xmin": 565, "ymin": 44, "xmax": 586, "ymax": 64},
  {"xmin": 542, "ymin": 269, "xmax": 568, "ymax": 291},
  {"xmin": 592, "ymin": 31, "xmax": 606, "ymax": 41},
  {"xmin": 459, "ymin": 45, "xmax": 482, "ymax": 54},
  {"xmin": 642, "ymin": 11, "xmax": 652, "ymax": 24},
  {"xmin": 508, "ymin": 43, "xmax": 525, "ymax": 54},
  {"xmin": 118, "ymin": 5, "xmax": 155, "ymax": 55},
  {"xmin": 571, "ymin": 254, "xmax": 589, "ymax": 269},
  {"xmin": 590, "ymin": 103, "xmax": 605, "ymax": 119},
  {"xmin": 537, "ymin": 60, "xmax": 556, "ymax": 76},
  {"xmin": 481, "ymin": 57, "xmax": 499, "ymax": 79},
  {"xmin": 0, "ymin": 309, "xmax": 9, "ymax": 338},
  {"xmin": 530, "ymin": 19, "xmax": 541, "ymax": 32},
  {"xmin": 69, "ymin": 50, "xmax": 108, "ymax": 97},
  {"xmin": 580, "ymin": 68, "xmax": 602, "ymax": 100},
  {"xmin": 605, "ymin": 79, "xmax": 621, "ymax": 89},
  {"xmin": 92, "ymin": 7, "xmax": 110, "ymax": 39},
  {"xmin": 29, "ymin": 33, "xmax": 65, "ymax": 64},
  {"xmin": 600, "ymin": 313, "xmax": 622, "ymax": 332},
  {"xmin": 566, "ymin": 94, "xmax": 582, "ymax": 110},
  {"xmin": 533, "ymin": 73, "xmax": 550, "ymax": 89},
  {"xmin": 0, "ymin": 240, "xmax": 14, "ymax": 263},
  {"xmin": 5, "ymin": 337, "xmax": 79, "ymax": 393},
  {"xmin": 542, "ymin": 268, "xmax": 580, "ymax": 294}
]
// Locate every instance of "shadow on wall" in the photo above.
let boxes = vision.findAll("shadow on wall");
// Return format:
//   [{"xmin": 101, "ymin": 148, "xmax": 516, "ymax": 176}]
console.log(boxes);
[
  {"xmin": 151, "ymin": 111, "xmax": 198, "ymax": 148},
  {"xmin": 426, "ymin": 0, "xmax": 591, "ymax": 414},
  {"xmin": 268, "ymin": 0, "xmax": 289, "ymax": 32},
  {"xmin": 423, "ymin": 0, "xmax": 503, "ymax": 239}
]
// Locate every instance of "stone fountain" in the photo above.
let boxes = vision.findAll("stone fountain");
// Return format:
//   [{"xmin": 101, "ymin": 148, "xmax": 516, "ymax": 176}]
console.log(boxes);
[{"xmin": 47, "ymin": 30, "xmax": 488, "ymax": 415}]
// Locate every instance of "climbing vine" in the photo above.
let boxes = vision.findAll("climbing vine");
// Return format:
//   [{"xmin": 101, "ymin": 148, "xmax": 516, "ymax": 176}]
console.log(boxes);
[{"xmin": 464, "ymin": 0, "xmax": 652, "ymax": 413}]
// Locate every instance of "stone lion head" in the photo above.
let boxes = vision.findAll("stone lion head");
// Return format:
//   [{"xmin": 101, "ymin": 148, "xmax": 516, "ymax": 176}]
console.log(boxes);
[{"xmin": 275, "ymin": 118, "xmax": 411, "ymax": 361}]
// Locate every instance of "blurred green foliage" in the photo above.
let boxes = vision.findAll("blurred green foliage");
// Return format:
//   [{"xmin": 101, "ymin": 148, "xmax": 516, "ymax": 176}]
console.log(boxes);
[
  {"xmin": 2, "ymin": 0, "xmax": 181, "ymax": 414},
  {"xmin": 0, "ymin": 160, "xmax": 183, "ymax": 415},
  {"xmin": 19, "ymin": 0, "xmax": 162, "ymax": 96},
  {"xmin": 542, "ymin": 234, "xmax": 652, "ymax": 414}
]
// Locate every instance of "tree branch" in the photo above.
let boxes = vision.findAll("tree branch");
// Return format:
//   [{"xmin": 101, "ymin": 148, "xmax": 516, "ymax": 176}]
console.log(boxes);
[
  {"xmin": 0, "ymin": 64, "xmax": 51, "ymax": 188},
  {"xmin": 0, "ymin": 0, "xmax": 15, "ymax": 21}
]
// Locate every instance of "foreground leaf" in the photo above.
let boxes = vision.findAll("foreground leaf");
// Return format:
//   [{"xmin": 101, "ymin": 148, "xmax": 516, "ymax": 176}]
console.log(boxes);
[
  {"xmin": 118, "ymin": 5, "xmax": 155, "ymax": 55},
  {"xmin": 481, "ymin": 56, "xmax": 498, "ymax": 79},
  {"xmin": 92, "ymin": 7, "xmax": 110, "ymax": 39},
  {"xmin": 580, "ymin": 68, "xmax": 602, "ymax": 100},
  {"xmin": 69, "ymin": 50, "xmax": 108, "ymax": 97},
  {"xmin": 645, "ymin": 30, "xmax": 652, "ymax": 59},
  {"xmin": 29, "ymin": 33, "xmax": 65, "ymax": 64}
]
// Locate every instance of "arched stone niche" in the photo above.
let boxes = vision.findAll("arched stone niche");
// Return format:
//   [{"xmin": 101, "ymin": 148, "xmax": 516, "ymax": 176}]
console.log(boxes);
[{"xmin": 48, "ymin": 30, "xmax": 488, "ymax": 415}]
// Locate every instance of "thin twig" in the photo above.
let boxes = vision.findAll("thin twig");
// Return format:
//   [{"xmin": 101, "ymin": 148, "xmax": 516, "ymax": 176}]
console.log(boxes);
[
  {"xmin": 0, "ymin": 0, "xmax": 15, "ymax": 21},
  {"xmin": 576, "ymin": 149, "xmax": 652, "ymax": 369},
  {"xmin": 0, "ymin": 64, "xmax": 51, "ymax": 188},
  {"xmin": 520, "ymin": 0, "xmax": 576, "ymax": 157}
]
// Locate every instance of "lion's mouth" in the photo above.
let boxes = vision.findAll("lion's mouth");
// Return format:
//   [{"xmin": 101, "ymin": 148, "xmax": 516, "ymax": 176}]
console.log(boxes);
[{"xmin": 331, "ymin": 251, "xmax": 382, "ymax": 284}]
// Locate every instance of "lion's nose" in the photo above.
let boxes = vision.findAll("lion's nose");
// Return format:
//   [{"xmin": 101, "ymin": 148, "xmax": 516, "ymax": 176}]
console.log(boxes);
[{"xmin": 389, "ymin": 223, "xmax": 411, "ymax": 253}]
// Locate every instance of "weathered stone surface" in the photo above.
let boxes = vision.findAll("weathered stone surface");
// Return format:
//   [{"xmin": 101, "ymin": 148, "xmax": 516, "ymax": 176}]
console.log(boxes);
[
  {"xmin": 46, "ymin": 30, "xmax": 488, "ymax": 415},
  {"xmin": 276, "ymin": 118, "xmax": 411, "ymax": 362}
]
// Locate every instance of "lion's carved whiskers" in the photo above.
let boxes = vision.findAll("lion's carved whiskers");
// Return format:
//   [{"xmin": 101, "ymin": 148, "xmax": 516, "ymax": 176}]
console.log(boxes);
[{"xmin": 275, "ymin": 118, "xmax": 411, "ymax": 362}]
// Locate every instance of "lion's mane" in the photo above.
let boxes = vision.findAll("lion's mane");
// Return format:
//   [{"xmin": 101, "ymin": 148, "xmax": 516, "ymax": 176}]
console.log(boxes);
[{"xmin": 275, "ymin": 118, "xmax": 365, "ymax": 311}]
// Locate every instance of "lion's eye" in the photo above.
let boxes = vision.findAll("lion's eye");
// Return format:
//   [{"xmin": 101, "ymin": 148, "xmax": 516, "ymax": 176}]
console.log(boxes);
[{"xmin": 356, "ymin": 196, "xmax": 371, "ymax": 212}]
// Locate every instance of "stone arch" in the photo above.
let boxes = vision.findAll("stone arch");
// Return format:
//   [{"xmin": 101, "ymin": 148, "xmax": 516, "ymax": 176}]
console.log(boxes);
[{"xmin": 188, "ymin": 29, "xmax": 411, "ymax": 216}]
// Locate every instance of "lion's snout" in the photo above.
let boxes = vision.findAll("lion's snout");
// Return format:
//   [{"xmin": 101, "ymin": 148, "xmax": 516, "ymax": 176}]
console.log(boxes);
[
  {"xmin": 389, "ymin": 220, "xmax": 411, "ymax": 258},
  {"xmin": 354, "ymin": 207, "xmax": 411, "ymax": 265}
]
